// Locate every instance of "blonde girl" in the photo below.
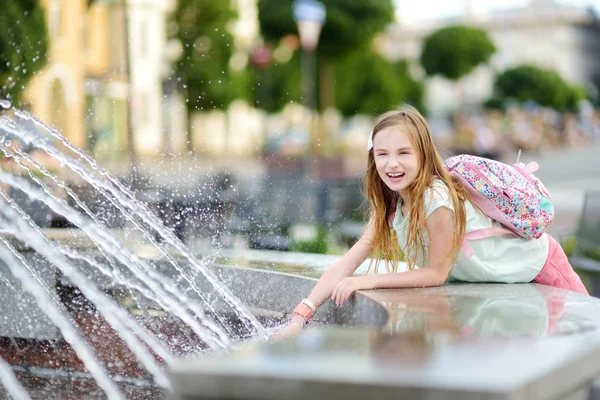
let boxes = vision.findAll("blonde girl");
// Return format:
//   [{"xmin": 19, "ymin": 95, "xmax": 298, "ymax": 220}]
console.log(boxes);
[{"xmin": 286, "ymin": 105, "xmax": 587, "ymax": 333}]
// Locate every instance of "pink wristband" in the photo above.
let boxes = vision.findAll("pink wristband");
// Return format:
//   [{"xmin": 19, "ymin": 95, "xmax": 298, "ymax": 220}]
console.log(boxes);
[{"xmin": 292, "ymin": 303, "xmax": 315, "ymax": 322}]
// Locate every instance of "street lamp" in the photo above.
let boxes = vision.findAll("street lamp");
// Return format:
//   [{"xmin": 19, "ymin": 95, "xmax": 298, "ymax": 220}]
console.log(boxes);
[
  {"xmin": 122, "ymin": 0, "xmax": 138, "ymax": 181},
  {"xmin": 293, "ymin": 0, "xmax": 325, "ymax": 155}
]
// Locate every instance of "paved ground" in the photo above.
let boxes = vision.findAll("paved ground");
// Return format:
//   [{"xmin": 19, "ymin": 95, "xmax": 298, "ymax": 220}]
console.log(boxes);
[{"xmin": 518, "ymin": 142, "xmax": 600, "ymax": 237}]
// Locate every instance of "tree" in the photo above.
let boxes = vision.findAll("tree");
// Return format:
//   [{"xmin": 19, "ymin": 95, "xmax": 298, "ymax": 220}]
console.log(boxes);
[
  {"xmin": 173, "ymin": 0, "xmax": 241, "ymax": 113},
  {"xmin": 173, "ymin": 0, "xmax": 247, "ymax": 152},
  {"xmin": 420, "ymin": 25, "xmax": 495, "ymax": 81},
  {"xmin": 493, "ymin": 65, "xmax": 586, "ymax": 111},
  {"xmin": 257, "ymin": 0, "xmax": 395, "ymax": 110},
  {"xmin": 248, "ymin": 52, "xmax": 302, "ymax": 114},
  {"xmin": 335, "ymin": 50, "xmax": 424, "ymax": 116},
  {"xmin": 0, "ymin": 0, "xmax": 47, "ymax": 104},
  {"xmin": 564, "ymin": 84, "xmax": 588, "ymax": 112}
]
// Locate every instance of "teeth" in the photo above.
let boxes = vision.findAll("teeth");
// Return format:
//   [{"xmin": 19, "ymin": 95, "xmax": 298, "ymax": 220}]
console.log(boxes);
[{"xmin": 388, "ymin": 173, "xmax": 404, "ymax": 177}]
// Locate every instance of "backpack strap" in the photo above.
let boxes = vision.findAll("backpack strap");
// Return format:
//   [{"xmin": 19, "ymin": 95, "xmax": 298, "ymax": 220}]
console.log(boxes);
[
  {"xmin": 513, "ymin": 162, "xmax": 552, "ymax": 199},
  {"xmin": 461, "ymin": 227, "xmax": 517, "ymax": 259}
]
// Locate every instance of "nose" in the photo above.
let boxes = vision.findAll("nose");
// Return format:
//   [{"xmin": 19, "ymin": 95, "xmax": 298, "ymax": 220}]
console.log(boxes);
[{"xmin": 388, "ymin": 155, "xmax": 401, "ymax": 168}]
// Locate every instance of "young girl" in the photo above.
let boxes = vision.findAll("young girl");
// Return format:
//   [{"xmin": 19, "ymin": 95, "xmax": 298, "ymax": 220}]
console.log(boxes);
[{"xmin": 287, "ymin": 105, "xmax": 588, "ymax": 331}]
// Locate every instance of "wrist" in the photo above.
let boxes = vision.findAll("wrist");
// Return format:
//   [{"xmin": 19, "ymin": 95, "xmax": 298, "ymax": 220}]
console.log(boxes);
[
  {"xmin": 292, "ymin": 299, "xmax": 316, "ymax": 324},
  {"xmin": 363, "ymin": 274, "xmax": 378, "ymax": 290},
  {"xmin": 289, "ymin": 314, "xmax": 306, "ymax": 325}
]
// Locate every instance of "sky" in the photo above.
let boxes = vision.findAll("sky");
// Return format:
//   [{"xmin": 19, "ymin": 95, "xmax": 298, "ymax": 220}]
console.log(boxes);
[{"xmin": 394, "ymin": 0, "xmax": 600, "ymax": 22}]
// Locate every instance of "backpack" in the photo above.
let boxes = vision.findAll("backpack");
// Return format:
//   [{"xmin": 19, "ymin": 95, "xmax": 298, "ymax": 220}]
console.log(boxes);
[{"xmin": 444, "ymin": 154, "xmax": 554, "ymax": 258}]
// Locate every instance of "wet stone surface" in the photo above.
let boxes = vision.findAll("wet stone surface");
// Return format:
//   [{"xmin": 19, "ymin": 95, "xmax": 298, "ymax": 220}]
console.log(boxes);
[{"xmin": 171, "ymin": 283, "xmax": 600, "ymax": 400}]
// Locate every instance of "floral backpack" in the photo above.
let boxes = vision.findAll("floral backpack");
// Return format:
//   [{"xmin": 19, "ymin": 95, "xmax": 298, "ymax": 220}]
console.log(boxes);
[{"xmin": 444, "ymin": 154, "xmax": 554, "ymax": 258}]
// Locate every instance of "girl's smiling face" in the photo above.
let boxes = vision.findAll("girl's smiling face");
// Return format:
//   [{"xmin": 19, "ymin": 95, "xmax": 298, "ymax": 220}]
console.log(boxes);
[{"xmin": 373, "ymin": 125, "xmax": 420, "ymax": 197}]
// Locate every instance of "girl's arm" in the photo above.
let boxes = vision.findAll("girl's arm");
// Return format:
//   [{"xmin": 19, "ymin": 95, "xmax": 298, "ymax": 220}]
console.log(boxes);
[
  {"xmin": 306, "ymin": 219, "xmax": 375, "ymax": 307},
  {"xmin": 331, "ymin": 207, "xmax": 455, "ymax": 305},
  {"xmin": 283, "ymin": 220, "xmax": 375, "ymax": 329}
]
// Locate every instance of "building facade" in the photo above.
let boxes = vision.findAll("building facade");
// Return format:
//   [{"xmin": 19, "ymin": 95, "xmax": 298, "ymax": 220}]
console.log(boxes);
[
  {"xmin": 24, "ymin": 0, "xmax": 176, "ymax": 166},
  {"xmin": 126, "ymin": 0, "xmax": 176, "ymax": 157},
  {"xmin": 25, "ymin": 0, "xmax": 88, "ymax": 149}
]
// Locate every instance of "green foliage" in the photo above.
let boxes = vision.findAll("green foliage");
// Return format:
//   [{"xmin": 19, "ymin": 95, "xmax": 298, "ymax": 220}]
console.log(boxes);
[
  {"xmin": 561, "ymin": 235, "xmax": 600, "ymax": 294},
  {"xmin": 482, "ymin": 97, "xmax": 506, "ymax": 110},
  {"xmin": 247, "ymin": 52, "xmax": 302, "ymax": 113},
  {"xmin": 562, "ymin": 236, "xmax": 577, "ymax": 257},
  {"xmin": 256, "ymin": 1, "xmax": 295, "ymax": 43},
  {"xmin": 420, "ymin": 25, "xmax": 496, "ymax": 81},
  {"xmin": 173, "ymin": 0, "xmax": 242, "ymax": 112},
  {"xmin": 292, "ymin": 225, "xmax": 329, "ymax": 254},
  {"xmin": 258, "ymin": 0, "xmax": 394, "ymax": 61},
  {"xmin": 256, "ymin": 0, "xmax": 395, "ymax": 112},
  {"xmin": 493, "ymin": 65, "xmax": 586, "ymax": 111},
  {"xmin": 0, "ymin": 0, "xmax": 48, "ymax": 103},
  {"xmin": 564, "ymin": 84, "xmax": 588, "ymax": 112},
  {"xmin": 335, "ymin": 51, "xmax": 424, "ymax": 116}
]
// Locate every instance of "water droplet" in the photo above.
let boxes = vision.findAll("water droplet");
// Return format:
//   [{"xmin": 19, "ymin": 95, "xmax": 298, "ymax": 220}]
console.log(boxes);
[{"xmin": 0, "ymin": 99, "xmax": 11, "ymax": 110}]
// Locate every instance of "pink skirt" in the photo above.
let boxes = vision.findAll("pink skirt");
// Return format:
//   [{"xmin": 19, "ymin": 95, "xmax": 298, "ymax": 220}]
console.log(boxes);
[{"xmin": 531, "ymin": 234, "xmax": 589, "ymax": 295}]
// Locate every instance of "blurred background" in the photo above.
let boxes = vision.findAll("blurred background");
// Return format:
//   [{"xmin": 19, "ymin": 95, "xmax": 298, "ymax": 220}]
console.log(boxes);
[{"xmin": 1, "ymin": 0, "xmax": 599, "ymax": 260}]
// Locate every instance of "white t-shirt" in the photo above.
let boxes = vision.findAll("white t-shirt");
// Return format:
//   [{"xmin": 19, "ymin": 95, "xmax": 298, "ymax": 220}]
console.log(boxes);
[{"xmin": 391, "ymin": 179, "xmax": 549, "ymax": 283}]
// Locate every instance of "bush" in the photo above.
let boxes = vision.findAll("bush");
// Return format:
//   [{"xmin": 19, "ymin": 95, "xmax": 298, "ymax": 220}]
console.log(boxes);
[
  {"xmin": 561, "ymin": 235, "xmax": 600, "ymax": 294},
  {"xmin": 292, "ymin": 225, "xmax": 329, "ymax": 254},
  {"xmin": 493, "ymin": 65, "xmax": 586, "ymax": 111}
]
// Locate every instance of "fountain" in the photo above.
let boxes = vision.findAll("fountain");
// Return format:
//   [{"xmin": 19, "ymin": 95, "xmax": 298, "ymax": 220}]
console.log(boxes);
[
  {"xmin": 3, "ymin": 101, "xmax": 600, "ymax": 400},
  {"xmin": 0, "ymin": 102, "xmax": 381, "ymax": 398}
]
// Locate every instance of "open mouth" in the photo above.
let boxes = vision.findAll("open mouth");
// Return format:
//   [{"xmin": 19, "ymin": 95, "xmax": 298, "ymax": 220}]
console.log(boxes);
[{"xmin": 387, "ymin": 172, "xmax": 405, "ymax": 178}]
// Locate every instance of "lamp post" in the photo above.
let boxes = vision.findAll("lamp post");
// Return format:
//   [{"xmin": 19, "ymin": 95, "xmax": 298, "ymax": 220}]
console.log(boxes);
[
  {"xmin": 122, "ymin": 0, "xmax": 138, "ymax": 181},
  {"xmin": 293, "ymin": 0, "xmax": 325, "ymax": 156}
]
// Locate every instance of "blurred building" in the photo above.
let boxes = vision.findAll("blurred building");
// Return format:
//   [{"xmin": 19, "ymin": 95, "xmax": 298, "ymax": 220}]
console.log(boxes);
[
  {"xmin": 127, "ymin": 0, "xmax": 178, "ymax": 156},
  {"xmin": 24, "ymin": 0, "xmax": 90, "ymax": 150},
  {"xmin": 24, "ymin": 0, "xmax": 177, "ymax": 166},
  {"xmin": 380, "ymin": 0, "xmax": 600, "ymax": 114}
]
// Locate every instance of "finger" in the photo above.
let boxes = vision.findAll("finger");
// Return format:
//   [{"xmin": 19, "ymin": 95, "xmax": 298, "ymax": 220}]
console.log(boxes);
[
  {"xmin": 335, "ymin": 283, "xmax": 348, "ymax": 306},
  {"xmin": 338, "ymin": 286, "xmax": 349, "ymax": 306},
  {"xmin": 340, "ymin": 292, "xmax": 348, "ymax": 306},
  {"xmin": 332, "ymin": 281, "xmax": 345, "ymax": 304},
  {"xmin": 331, "ymin": 284, "xmax": 339, "ymax": 302},
  {"xmin": 340, "ymin": 289, "xmax": 350, "ymax": 305},
  {"xmin": 341, "ymin": 287, "xmax": 355, "ymax": 306}
]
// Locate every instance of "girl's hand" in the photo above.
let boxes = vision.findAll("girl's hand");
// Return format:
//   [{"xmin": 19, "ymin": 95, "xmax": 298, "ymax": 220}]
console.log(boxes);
[
  {"xmin": 271, "ymin": 314, "xmax": 305, "ymax": 340},
  {"xmin": 331, "ymin": 276, "xmax": 372, "ymax": 306}
]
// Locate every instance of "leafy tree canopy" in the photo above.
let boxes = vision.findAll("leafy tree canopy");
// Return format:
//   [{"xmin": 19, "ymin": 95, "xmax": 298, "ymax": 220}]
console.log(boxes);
[
  {"xmin": 420, "ymin": 25, "xmax": 495, "ymax": 81},
  {"xmin": 0, "ymin": 0, "xmax": 47, "ymax": 103},
  {"xmin": 248, "ymin": 52, "xmax": 302, "ymax": 113},
  {"xmin": 335, "ymin": 50, "xmax": 424, "ymax": 116},
  {"xmin": 258, "ymin": 0, "xmax": 394, "ymax": 61},
  {"xmin": 493, "ymin": 65, "xmax": 586, "ymax": 111},
  {"xmin": 173, "ymin": 0, "xmax": 242, "ymax": 112}
]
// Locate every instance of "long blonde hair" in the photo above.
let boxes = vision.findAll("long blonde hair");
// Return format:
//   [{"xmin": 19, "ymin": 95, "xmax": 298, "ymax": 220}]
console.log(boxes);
[{"xmin": 364, "ymin": 105, "xmax": 472, "ymax": 273}]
